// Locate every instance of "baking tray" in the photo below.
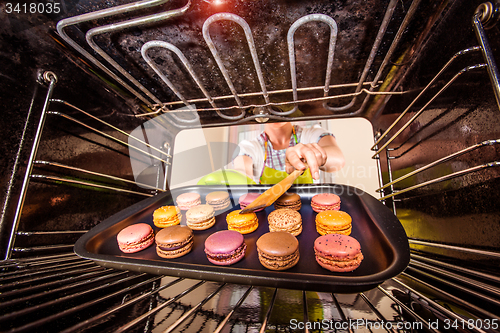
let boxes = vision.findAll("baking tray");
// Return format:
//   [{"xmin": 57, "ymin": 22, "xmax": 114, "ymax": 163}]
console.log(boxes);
[{"xmin": 74, "ymin": 184, "xmax": 409, "ymax": 293}]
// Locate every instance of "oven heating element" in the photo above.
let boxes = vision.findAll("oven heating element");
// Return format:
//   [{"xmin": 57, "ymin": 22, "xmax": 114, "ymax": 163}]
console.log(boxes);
[{"xmin": 2, "ymin": 0, "xmax": 500, "ymax": 332}]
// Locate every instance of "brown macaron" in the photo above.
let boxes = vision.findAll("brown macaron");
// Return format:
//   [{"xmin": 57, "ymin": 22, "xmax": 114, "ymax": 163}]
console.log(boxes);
[
  {"xmin": 274, "ymin": 192, "xmax": 301, "ymax": 211},
  {"xmin": 256, "ymin": 231, "xmax": 300, "ymax": 270},
  {"xmin": 185, "ymin": 204, "xmax": 216, "ymax": 230},
  {"xmin": 268, "ymin": 208, "xmax": 302, "ymax": 236},
  {"xmin": 155, "ymin": 225, "xmax": 194, "ymax": 259},
  {"xmin": 205, "ymin": 191, "xmax": 231, "ymax": 211}
]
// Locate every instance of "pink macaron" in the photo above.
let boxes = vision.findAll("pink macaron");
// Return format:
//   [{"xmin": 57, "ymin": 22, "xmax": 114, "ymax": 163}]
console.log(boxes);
[
  {"xmin": 239, "ymin": 193, "xmax": 264, "ymax": 212},
  {"xmin": 204, "ymin": 230, "xmax": 246, "ymax": 265},
  {"xmin": 314, "ymin": 234, "xmax": 363, "ymax": 272},
  {"xmin": 311, "ymin": 193, "xmax": 341, "ymax": 213},
  {"xmin": 117, "ymin": 223, "xmax": 155, "ymax": 253},
  {"xmin": 176, "ymin": 192, "xmax": 201, "ymax": 210}
]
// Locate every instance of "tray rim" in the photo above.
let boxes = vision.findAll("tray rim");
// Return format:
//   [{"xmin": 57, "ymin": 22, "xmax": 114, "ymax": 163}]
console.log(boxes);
[{"xmin": 74, "ymin": 184, "xmax": 410, "ymax": 292}]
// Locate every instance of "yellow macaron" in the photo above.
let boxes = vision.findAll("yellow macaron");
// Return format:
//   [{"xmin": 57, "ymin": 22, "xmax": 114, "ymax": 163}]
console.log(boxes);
[
  {"xmin": 226, "ymin": 210, "xmax": 258, "ymax": 234},
  {"xmin": 153, "ymin": 206, "xmax": 182, "ymax": 228},
  {"xmin": 315, "ymin": 210, "xmax": 352, "ymax": 236}
]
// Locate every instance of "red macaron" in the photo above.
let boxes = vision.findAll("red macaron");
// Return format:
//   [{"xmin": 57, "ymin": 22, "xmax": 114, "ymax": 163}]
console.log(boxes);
[
  {"xmin": 117, "ymin": 223, "xmax": 155, "ymax": 253},
  {"xmin": 314, "ymin": 234, "xmax": 363, "ymax": 272}
]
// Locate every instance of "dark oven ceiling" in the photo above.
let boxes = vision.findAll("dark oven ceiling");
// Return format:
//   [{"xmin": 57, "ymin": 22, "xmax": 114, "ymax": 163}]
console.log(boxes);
[{"xmin": 42, "ymin": 0, "xmax": 489, "ymax": 128}]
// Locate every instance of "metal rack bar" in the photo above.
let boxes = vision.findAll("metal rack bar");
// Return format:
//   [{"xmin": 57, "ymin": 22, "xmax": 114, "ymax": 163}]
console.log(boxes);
[
  {"xmin": 47, "ymin": 111, "xmax": 169, "ymax": 164},
  {"xmin": 359, "ymin": 292, "xmax": 397, "ymax": 333},
  {"xmin": 156, "ymin": 81, "xmax": 380, "ymax": 108},
  {"xmin": 371, "ymin": 46, "xmax": 481, "ymax": 151},
  {"xmin": 377, "ymin": 285, "xmax": 438, "ymax": 333},
  {"xmin": 56, "ymin": 0, "xmax": 189, "ymax": 109},
  {"xmin": 6, "ymin": 72, "xmax": 57, "ymax": 260},
  {"xmin": 0, "ymin": 253, "xmax": 81, "ymax": 270},
  {"xmin": 0, "ymin": 271, "xmax": 135, "ymax": 323},
  {"xmin": 0, "ymin": 267, "xmax": 110, "ymax": 303},
  {"xmin": 410, "ymin": 253, "xmax": 500, "ymax": 284},
  {"xmin": 202, "ymin": 13, "xmax": 265, "ymax": 119},
  {"xmin": 85, "ymin": 1, "xmax": 191, "ymax": 109},
  {"xmin": 34, "ymin": 160, "xmax": 162, "ymax": 191},
  {"xmin": 0, "ymin": 269, "xmax": 128, "ymax": 310},
  {"xmin": 30, "ymin": 174, "xmax": 153, "ymax": 197},
  {"xmin": 164, "ymin": 283, "xmax": 226, "ymax": 333},
  {"xmin": 473, "ymin": 8, "xmax": 500, "ymax": 109},
  {"xmin": 288, "ymin": 14, "xmax": 337, "ymax": 116},
  {"xmin": 50, "ymin": 99, "xmax": 172, "ymax": 159},
  {"xmin": 396, "ymin": 274, "xmax": 500, "ymax": 323},
  {"xmin": 146, "ymin": 88, "xmax": 403, "ymax": 116},
  {"xmin": 0, "ymin": 260, "xmax": 97, "ymax": 280},
  {"xmin": 410, "ymin": 259, "xmax": 500, "ymax": 298},
  {"xmin": 379, "ymin": 160, "xmax": 500, "ymax": 200},
  {"xmin": 17, "ymin": 230, "xmax": 87, "ymax": 236},
  {"xmin": 60, "ymin": 277, "xmax": 184, "ymax": 333},
  {"xmin": 327, "ymin": 0, "xmax": 399, "ymax": 112},
  {"xmin": 377, "ymin": 139, "xmax": 500, "ymax": 192},
  {"xmin": 114, "ymin": 280, "xmax": 206, "ymax": 333},
  {"xmin": 357, "ymin": 0, "xmax": 422, "ymax": 114},
  {"xmin": 141, "ymin": 40, "xmax": 225, "ymax": 121},
  {"xmin": 372, "ymin": 63, "xmax": 487, "ymax": 158},
  {"xmin": 330, "ymin": 293, "xmax": 354, "ymax": 333},
  {"xmin": 258, "ymin": 288, "xmax": 277, "ymax": 333},
  {"xmin": 213, "ymin": 286, "xmax": 253, "ymax": 333},
  {"xmin": 4, "ymin": 273, "xmax": 154, "ymax": 333},
  {"xmin": 409, "ymin": 239, "xmax": 500, "ymax": 259}
]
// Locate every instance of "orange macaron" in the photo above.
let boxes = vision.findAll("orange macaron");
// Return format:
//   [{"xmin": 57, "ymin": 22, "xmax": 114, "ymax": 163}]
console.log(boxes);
[
  {"xmin": 315, "ymin": 210, "xmax": 352, "ymax": 236},
  {"xmin": 226, "ymin": 209, "xmax": 259, "ymax": 234},
  {"xmin": 153, "ymin": 205, "xmax": 182, "ymax": 228}
]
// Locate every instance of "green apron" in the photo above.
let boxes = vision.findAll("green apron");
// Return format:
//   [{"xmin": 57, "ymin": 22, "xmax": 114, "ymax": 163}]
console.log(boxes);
[
  {"xmin": 259, "ymin": 125, "xmax": 314, "ymax": 184},
  {"xmin": 260, "ymin": 165, "xmax": 314, "ymax": 184}
]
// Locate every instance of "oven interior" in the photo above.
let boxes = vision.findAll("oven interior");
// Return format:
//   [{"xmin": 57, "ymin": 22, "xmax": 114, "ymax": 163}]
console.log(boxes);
[{"xmin": 1, "ymin": 0, "xmax": 500, "ymax": 331}]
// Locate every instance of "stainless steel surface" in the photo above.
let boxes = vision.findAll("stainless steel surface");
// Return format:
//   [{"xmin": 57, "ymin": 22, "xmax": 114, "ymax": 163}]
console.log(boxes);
[{"xmin": 7, "ymin": 72, "xmax": 58, "ymax": 260}]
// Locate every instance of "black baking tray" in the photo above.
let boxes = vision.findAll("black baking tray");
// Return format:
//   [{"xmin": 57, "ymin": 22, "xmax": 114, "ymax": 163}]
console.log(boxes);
[{"xmin": 74, "ymin": 184, "xmax": 409, "ymax": 293}]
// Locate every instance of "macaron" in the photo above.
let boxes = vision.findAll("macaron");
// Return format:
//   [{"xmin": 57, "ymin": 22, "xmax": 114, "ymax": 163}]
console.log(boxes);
[
  {"xmin": 274, "ymin": 192, "xmax": 301, "ymax": 211},
  {"xmin": 204, "ymin": 230, "xmax": 246, "ymax": 266},
  {"xmin": 117, "ymin": 223, "xmax": 155, "ymax": 253},
  {"xmin": 315, "ymin": 210, "xmax": 352, "ymax": 236},
  {"xmin": 226, "ymin": 209, "xmax": 259, "ymax": 234},
  {"xmin": 256, "ymin": 231, "xmax": 299, "ymax": 270},
  {"xmin": 176, "ymin": 192, "xmax": 201, "ymax": 211},
  {"xmin": 186, "ymin": 204, "xmax": 216, "ymax": 230},
  {"xmin": 267, "ymin": 208, "xmax": 302, "ymax": 236},
  {"xmin": 153, "ymin": 206, "xmax": 182, "ymax": 228},
  {"xmin": 205, "ymin": 191, "xmax": 231, "ymax": 210},
  {"xmin": 314, "ymin": 234, "xmax": 363, "ymax": 272},
  {"xmin": 239, "ymin": 193, "xmax": 264, "ymax": 212},
  {"xmin": 311, "ymin": 193, "xmax": 341, "ymax": 213},
  {"xmin": 155, "ymin": 225, "xmax": 194, "ymax": 258}
]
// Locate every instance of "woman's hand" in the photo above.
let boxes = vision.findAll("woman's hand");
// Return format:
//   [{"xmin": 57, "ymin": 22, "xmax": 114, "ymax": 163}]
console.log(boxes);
[{"xmin": 285, "ymin": 143, "xmax": 327, "ymax": 180}]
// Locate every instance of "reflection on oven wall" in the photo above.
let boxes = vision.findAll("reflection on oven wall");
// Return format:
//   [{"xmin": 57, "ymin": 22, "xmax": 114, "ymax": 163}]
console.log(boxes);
[{"xmin": 170, "ymin": 118, "xmax": 379, "ymax": 197}]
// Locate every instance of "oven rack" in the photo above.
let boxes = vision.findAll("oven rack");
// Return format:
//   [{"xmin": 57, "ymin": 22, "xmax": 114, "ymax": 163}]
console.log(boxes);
[
  {"xmin": 55, "ymin": 0, "xmax": 411, "ymax": 124},
  {"xmin": 3, "ymin": 72, "xmax": 500, "ymax": 332},
  {"xmin": 1, "ymin": 252, "xmax": 497, "ymax": 333}
]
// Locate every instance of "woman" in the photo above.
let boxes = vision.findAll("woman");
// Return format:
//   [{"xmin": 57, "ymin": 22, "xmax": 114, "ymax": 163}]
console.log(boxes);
[{"xmin": 233, "ymin": 122, "xmax": 345, "ymax": 184}]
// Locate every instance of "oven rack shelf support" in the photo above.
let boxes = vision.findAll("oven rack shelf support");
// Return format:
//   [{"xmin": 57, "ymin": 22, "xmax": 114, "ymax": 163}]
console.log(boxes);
[
  {"xmin": 3, "ymin": 80, "xmax": 173, "ymax": 259},
  {"xmin": 375, "ymin": 4, "xmax": 500, "ymax": 207}
]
